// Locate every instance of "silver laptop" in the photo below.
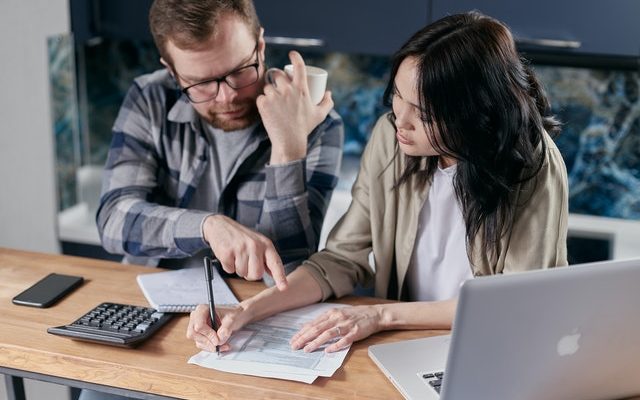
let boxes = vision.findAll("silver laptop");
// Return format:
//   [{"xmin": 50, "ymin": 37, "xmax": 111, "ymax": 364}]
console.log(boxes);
[{"xmin": 368, "ymin": 259, "xmax": 640, "ymax": 400}]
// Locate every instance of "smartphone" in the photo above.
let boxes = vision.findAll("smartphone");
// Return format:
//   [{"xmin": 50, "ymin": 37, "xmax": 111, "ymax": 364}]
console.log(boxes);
[{"xmin": 12, "ymin": 273, "xmax": 84, "ymax": 308}]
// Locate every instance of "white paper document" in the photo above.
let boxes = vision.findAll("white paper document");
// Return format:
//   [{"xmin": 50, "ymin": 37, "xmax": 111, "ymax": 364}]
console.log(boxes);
[{"xmin": 188, "ymin": 303, "xmax": 351, "ymax": 383}]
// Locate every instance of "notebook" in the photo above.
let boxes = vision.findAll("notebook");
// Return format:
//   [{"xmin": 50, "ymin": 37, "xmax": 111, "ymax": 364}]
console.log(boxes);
[
  {"xmin": 368, "ymin": 258, "xmax": 640, "ymax": 400},
  {"xmin": 137, "ymin": 266, "xmax": 239, "ymax": 312}
]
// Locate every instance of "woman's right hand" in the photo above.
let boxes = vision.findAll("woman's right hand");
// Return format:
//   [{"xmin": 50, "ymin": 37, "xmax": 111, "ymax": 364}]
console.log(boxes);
[{"xmin": 186, "ymin": 303, "xmax": 253, "ymax": 352}]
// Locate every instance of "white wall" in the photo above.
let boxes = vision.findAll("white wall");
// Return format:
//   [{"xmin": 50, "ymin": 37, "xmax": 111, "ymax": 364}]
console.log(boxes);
[
  {"xmin": 0, "ymin": 0, "xmax": 69, "ymax": 254},
  {"xmin": 0, "ymin": 0, "xmax": 69, "ymax": 397}
]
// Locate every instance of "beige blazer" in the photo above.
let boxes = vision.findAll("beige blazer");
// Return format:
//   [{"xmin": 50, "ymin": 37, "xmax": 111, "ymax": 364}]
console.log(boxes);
[{"xmin": 300, "ymin": 114, "xmax": 569, "ymax": 301}]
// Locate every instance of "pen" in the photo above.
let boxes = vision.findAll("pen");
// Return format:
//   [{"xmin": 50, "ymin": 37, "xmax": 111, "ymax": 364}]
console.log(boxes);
[{"xmin": 203, "ymin": 256, "xmax": 220, "ymax": 356}]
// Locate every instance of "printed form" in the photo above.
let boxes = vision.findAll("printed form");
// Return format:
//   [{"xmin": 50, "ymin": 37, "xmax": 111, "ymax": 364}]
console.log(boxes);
[{"xmin": 188, "ymin": 303, "xmax": 351, "ymax": 383}]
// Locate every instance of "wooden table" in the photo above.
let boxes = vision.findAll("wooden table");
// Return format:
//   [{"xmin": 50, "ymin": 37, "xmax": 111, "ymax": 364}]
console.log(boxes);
[{"xmin": 0, "ymin": 248, "xmax": 447, "ymax": 399}]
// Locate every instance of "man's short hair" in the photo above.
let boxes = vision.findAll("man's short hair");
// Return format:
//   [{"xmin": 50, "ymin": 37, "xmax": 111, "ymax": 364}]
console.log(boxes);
[{"xmin": 149, "ymin": 0, "xmax": 261, "ymax": 64}]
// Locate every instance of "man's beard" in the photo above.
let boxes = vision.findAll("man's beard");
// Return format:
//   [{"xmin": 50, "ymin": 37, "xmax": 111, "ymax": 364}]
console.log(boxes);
[{"xmin": 201, "ymin": 99, "xmax": 260, "ymax": 132}]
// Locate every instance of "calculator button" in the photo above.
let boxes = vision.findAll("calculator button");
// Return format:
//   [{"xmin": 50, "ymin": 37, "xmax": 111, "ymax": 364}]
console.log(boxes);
[
  {"xmin": 150, "ymin": 312, "xmax": 163, "ymax": 320},
  {"xmin": 134, "ymin": 323, "xmax": 150, "ymax": 332}
]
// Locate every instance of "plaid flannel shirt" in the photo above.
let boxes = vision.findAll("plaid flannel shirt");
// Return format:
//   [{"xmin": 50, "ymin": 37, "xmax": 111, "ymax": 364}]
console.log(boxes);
[{"xmin": 97, "ymin": 69, "xmax": 344, "ymax": 269}]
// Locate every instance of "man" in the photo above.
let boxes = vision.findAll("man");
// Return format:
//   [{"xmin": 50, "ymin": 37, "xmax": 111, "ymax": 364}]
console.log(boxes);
[{"xmin": 96, "ymin": 0, "xmax": 344, "ymax": 290}]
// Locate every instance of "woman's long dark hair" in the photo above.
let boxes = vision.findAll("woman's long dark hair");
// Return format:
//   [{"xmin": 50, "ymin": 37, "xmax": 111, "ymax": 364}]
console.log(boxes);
[{"xmin": 385, "ymin": 11, "xmax": 560, "ymax": 259}]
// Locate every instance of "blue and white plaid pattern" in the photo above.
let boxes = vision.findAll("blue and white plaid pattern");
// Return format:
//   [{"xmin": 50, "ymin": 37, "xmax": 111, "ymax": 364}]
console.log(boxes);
[{"xmin": 97, "ymin": 69, "xmax": 344, "ymax": 268}]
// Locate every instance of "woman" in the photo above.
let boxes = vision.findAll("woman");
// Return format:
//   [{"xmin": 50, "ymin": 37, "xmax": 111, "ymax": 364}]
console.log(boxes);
[{"xmin": 187, "ymin": 11, "xmax": 568, "ymax": 353}]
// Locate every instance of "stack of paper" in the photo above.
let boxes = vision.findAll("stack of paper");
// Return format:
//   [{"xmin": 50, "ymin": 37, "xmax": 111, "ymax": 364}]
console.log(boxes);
[
  {"xmin": 188, "ymin": 303, "xmax": 351, "ymax": 383},
  {"xmin": 137, "ymin": 267, "xmax": 238, "ymax": 312}
]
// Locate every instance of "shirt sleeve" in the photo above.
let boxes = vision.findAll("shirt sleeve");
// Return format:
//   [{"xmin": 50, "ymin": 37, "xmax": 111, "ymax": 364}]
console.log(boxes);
[
  {"xmin": 260, "ymin": 111, "xmax": 345, "ymax": 284},
  {"xmin": 96, "ymin": 82, "xmax": 211, "ymax": 259}
]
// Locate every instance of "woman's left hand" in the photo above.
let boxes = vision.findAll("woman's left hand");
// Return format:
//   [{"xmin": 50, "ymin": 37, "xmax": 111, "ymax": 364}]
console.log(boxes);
[{"xmin": 290, "ymin": 305, "xmax": 383, "ymax": 353}]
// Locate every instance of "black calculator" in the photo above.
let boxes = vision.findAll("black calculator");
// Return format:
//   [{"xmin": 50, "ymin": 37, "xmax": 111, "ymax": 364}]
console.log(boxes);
[{"xmin": 48, "ymin": 302, "xmax": 173, "ymax": 347}]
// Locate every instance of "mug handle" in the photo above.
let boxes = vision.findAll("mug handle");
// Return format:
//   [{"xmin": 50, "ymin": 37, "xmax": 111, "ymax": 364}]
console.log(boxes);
[{"xmin": 265, "ymin": 68, "xmax": 280, "ymax": 87}]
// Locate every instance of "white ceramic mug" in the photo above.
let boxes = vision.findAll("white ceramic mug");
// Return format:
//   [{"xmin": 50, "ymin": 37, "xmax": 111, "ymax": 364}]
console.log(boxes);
[{"xmin": 284, "ymin": 64, "xmax": 328, "ymax": 105}]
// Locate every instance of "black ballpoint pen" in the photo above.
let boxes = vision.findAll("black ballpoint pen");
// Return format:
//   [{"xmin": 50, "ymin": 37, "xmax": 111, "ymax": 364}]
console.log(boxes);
[{"xmin": 203, "ymin": 256, "xmax": 220, "ymax": 356}]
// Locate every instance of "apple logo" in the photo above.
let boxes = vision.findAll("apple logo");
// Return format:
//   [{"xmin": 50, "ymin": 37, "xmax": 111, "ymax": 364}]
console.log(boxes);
[{"xmin": 557, "ymin": 330, "xmax": 581, "ymax": 356}]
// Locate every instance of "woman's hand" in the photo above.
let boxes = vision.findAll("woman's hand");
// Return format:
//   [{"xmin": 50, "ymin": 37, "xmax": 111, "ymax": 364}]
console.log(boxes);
[
  {"xmin": 186, "ymin": 303, "xmax": 254, "ymax": 353},
  {"xmin": 290, "ymin": 305, "xmax": 384, "ymax": 353}
]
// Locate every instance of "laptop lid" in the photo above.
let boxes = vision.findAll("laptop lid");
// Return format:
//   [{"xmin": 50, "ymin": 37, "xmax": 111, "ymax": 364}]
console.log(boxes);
[{"xmin": 369, "ymin": 258, "xmax": 640, "ymax": 400}]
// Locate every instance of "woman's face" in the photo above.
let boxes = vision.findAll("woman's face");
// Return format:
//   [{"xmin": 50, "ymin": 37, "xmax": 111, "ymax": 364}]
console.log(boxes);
[{"xmin": 392, "ymin": 57, "xmax": 455, "ymax": 166}]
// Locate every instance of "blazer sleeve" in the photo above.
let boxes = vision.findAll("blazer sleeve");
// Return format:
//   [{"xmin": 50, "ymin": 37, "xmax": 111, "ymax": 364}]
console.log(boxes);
[
  {"xmin": 299, "ymin": 116, "xmax": 393, "ymax": 300},
  {"xmin": 502, "ymin": 134, "xmax": 569, "ymax": 272}
]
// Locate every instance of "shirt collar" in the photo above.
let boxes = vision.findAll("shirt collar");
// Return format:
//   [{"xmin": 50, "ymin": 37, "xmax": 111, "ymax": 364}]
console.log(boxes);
[
  {"xmin": 167, "ymin": 93, "xmax": 199, "ymax": 123},
  {"xmin": 437, "ymin": 162, "xmax": 458, "ymax": 176}
]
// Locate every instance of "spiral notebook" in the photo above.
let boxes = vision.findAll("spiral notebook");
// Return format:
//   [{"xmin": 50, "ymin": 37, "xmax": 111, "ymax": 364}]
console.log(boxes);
[{"xmin": 136, "ymin": 267, "xmax": 239, "ymax": 312}]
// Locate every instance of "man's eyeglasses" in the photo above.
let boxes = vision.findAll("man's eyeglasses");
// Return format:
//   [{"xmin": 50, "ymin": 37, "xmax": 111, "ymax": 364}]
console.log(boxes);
[{"xmin": 178, "ymin": 43, "xmax": 260, "ymax": 104}]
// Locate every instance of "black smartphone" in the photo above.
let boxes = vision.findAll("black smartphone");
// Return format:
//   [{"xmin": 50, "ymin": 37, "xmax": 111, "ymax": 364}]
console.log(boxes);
[{"xmin": 12, "ymin": 273, "xmax": 84, "ymax": 308}]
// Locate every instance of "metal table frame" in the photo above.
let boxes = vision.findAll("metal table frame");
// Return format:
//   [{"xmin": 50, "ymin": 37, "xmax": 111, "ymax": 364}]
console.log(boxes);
[{"xmin": 2, "ymin": 367, "xmax": 178, "ymax": 400}]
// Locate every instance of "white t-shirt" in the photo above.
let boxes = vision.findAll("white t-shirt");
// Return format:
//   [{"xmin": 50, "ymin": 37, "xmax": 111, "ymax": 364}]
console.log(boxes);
[
  {"xmin": 406, "ymin": 164, "xmax": 473, "ymax": 302},
  {"xmin": 190, "ymin": 122, "xmax": 258, "ymax": 213}
]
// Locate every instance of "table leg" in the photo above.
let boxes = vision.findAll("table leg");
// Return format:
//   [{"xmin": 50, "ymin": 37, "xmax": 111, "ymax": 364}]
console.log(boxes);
[
  {"xmin": 70, "ymin": 387, "xmax": 81, "ymax": 400},
  {"xmin": 4, "ymin": 375, "xmax": 26, "ymax": 400}
]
